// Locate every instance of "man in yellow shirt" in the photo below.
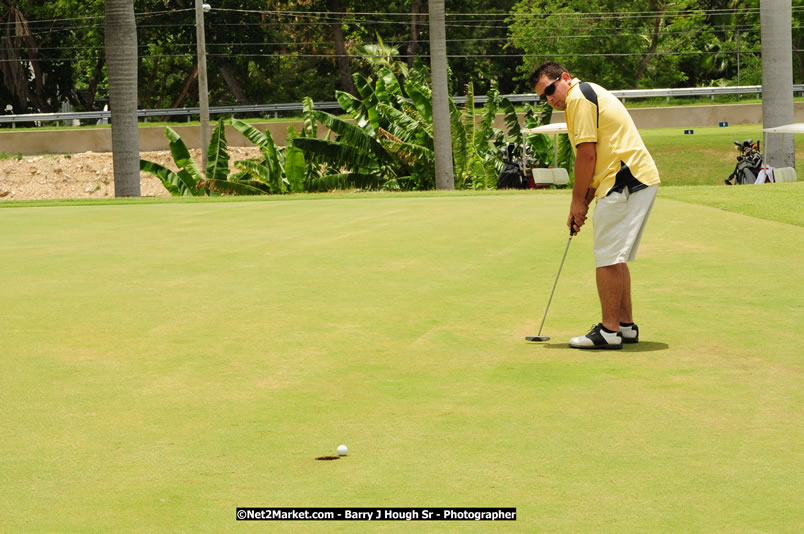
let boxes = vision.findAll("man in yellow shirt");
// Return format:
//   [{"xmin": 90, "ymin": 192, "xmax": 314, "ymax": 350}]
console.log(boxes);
[{"xmin": 529, "ymin": 62, "xmax": 660, "ymax": 350}]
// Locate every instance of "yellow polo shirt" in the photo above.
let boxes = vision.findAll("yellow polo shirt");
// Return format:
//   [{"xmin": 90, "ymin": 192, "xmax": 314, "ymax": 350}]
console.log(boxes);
[{"xmin": 564, "ymin": 79, "xmax": 660, "ymax": 198}]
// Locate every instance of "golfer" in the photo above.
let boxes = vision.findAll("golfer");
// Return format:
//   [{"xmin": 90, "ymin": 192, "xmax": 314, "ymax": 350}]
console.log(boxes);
[{"xmin": 529, "ymin": 62, "xmax": 660, "ymax": 350}]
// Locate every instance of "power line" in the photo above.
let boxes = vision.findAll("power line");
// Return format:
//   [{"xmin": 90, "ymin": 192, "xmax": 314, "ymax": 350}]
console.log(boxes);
[
  {"xmin": 5, "ymin": 2, "xmax": 783, "ymax": 35},
  {"xmin": 0, "ymin": 48, "xmax": 773, "ymax": 65},
  {"xmin": 205, "ymin": 7, "xmax": 773, "ymax": 17},
  {"xmin": 1, "ymin": 18, "xmax": 773, "ymax": 53},
  {"xmin": 0, "ymin": 9, "xmax": 193, "ymax": 28},
  {"xmin": 5, "ymin": 5, "xmax": 777, "ymax": 30},
  {"xmin": 2, "ymin": 5, "xmax": 796, "ymax": 65},
  {"xmin": 1, "ymin": 23, "xmax": 771, "ymax": 55}
]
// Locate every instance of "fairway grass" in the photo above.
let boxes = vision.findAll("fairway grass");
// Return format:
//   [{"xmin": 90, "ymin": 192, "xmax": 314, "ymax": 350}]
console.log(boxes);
[
  {"xmin": 1, "ymin": 193, "xmax": 802, "ymax": 532},
  {"xmin": 641, "ymin": 124, "xmax": 804, "ymax": 186},
  {"xmin": 659, "ymin": 181, "xmax": 804, "ymax": 227}
]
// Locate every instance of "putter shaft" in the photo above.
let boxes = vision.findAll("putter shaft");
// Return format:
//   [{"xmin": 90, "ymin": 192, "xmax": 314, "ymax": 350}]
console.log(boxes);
[{"xmin": 535, "ymin": 234, "xmax": 573, "ymax": 338}]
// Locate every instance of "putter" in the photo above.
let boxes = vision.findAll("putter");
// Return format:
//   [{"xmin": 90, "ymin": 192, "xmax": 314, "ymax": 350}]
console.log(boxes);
[{"xmin": 526, "ymin": 220, "xmax": 577, "ymax": 342}]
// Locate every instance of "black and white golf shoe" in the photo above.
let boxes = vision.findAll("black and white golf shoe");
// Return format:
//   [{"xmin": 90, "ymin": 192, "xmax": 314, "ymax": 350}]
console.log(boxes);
[
  {"xmin": 620, "ymin": 323, "xmax": 639, "ymax": 344},
  {"xmin": 569, "ymin": 323, "xmax": 623, "ymax": 350}
]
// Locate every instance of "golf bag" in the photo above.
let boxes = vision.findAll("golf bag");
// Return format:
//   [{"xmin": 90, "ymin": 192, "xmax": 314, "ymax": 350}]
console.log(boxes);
[
  {"xmin": 497, "ymin": 143, "xmax": 534, "ymax": 189},
  {"xmin": 725, "ymin": 139, "xmax": 763, "ymax": 185}
]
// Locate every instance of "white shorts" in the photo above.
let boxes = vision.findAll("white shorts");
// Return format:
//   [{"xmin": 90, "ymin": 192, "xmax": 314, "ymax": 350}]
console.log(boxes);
[{"xmin": 592, "ymin": 185, "xmax": 658, "ymax": 268}]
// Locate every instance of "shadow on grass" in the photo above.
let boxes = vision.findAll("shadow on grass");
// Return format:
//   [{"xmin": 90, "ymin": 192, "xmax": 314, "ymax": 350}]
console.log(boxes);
[
  {"xmin": 535, "ymin": 341, "xmax": 669, "ymax": 352},
  {"xmin": 623, "ymin": 341, "xmax": 669, "ymax": 352}
]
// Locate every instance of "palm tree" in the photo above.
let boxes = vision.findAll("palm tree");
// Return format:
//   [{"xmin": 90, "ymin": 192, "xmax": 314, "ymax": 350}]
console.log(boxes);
[
  {"xmin": 428, "ymin": 0, "xmax": 454, "ymax": 190},
  {"xmin": 105, "ymin": 0, "xmax": 140, "ymax": 197}
]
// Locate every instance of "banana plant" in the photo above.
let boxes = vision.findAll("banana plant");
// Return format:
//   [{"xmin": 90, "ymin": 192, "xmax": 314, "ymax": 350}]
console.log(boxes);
[
  {"xmin": 456, "ymin": 81, "xmax": 505, "ymax": 189},
  {"xmin": 139, "ymin": 127, "xmax": 205, "ymax": 196},
  {"xmin": 298, "ymin": 64, "xmax": 526, "ymax": 192},
  {"xmin": 230, "ymin": 119, "xmax": 281, "ymax": 191},
  {"xmin": 140, "ymin": 118, "xmax": 266, "ymax": 196},
  {"xmin": 292, "ymin": 109, "xmax": 397, "ymax": 191}
]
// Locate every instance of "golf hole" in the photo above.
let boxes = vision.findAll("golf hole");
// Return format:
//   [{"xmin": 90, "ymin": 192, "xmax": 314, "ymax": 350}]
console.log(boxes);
[{"xmin": 315, "ymin": 456, "xmax": 340, "ymax": 461}]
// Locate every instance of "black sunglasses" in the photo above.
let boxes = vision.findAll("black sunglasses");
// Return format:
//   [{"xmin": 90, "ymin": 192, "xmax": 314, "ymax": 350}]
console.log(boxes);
[{"xmin": 543, "ymin": 78, "xmax": 560, "ymax": 97}]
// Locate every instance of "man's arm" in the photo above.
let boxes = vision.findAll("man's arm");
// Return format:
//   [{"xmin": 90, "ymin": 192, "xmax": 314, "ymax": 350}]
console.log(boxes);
[{"xmin": 568, "ymin": 142, "xmax": 596, "ymax": 233}]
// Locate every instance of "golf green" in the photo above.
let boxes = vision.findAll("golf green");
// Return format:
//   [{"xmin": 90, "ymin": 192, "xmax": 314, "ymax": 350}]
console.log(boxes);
[{"xmin": 1, "ymin": 191, "xmax": 801, "ymax": 532}]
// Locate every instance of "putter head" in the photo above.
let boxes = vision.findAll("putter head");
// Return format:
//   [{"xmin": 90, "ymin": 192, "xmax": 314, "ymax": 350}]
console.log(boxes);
[{"xmin": 525, "ymin": 336, "xmax": 550, "ymax": 342}]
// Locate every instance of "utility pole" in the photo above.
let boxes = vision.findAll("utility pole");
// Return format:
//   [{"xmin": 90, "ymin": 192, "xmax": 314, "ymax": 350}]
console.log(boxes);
[
  {"xmin": 760, "ymin": 0, "xmax": 795, "ymax": 169},
  {"xmin": 195, "ymin": 1, "xmax": 211, "ymax": 173},
  {"xmin": 428, "ymin": 0, "xmax": 454, "ymax": 190}
]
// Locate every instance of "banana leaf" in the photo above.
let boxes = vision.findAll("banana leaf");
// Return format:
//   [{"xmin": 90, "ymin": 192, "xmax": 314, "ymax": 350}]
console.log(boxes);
[
  {"xmin": 206, "ymin": 118, "xmax": 230, "ymax": 182},
  {"xmin": 312, "ymin": 111, "xmax": 372, "ymax": 146},
  {"xmin": 470, "ymin": 157, "xmax": 496, "ymax": 190},
  {"xmin": 336, "ymin": 90, "xmax": 362, "ymax": 117},
  {"xmin": 462, "ymin": 82, "xmax": 476, "ymax": 148},
  {"xmin": 227, "ymin": 176, "xmax": 273, "ymax": 194},
  {"xmin": 478, "ymin": 86, "xmax": 500, "ymax": 149},
  {"xmin": 559, "ymin": 134, "xmax": 575, "ymax": 174},
  {"xmin": 308, "ymin": 172, "xmax": 388, "ymax": 193},
  {"xmin": 233, "ymin": 159, "xmax": 283, "ymax": 193},
  {"xmin": 284, "ymin": 145, "xmax": 306, "ymax": 192},
  {"xmin": 378, "ymin": 67, "xmax": 402, "ymax": 98},
  {"xmin": 381, "ymin": 137, "xmax": 434, "ymax": 166},
  {"xmin": 293, "ymin": 137, "xmax": 380, "ymax": 171},
  {"xmin": 525, "ymin": 131, "xmax": 553, "ymax": 167},
  {"xmin": 310, "ymin": 111, "xmax": 394, "ymax": 165},
  {"xmin": 353, "ymin": 72, "xmax": 375, "ymax": 101},
  {"xmin": 165, "ymin": 127, "xmax": 204, "ymax": 188},
  {"xmin": 449, "ymin": 101, "xmax": 469, "ymax": 187},
  {"xmin": 396, "ymin": 101, "xmax": 429, "ymax": 135},
  {"xmin": 374, "ymin": 77, "xmax": 389, "ymax": 108},
  {"xmin": 405, "ymin": 82, "xmax": 432, "ymax": 123},
  {"xmin": 231, "ymin": 118, "xmax": 280, "ymax": 179},
  {"xmin": 139, "ymin": 160, "xmax": 183, "ymax": 196},
  {"xmin": 231, "ymin": 118, "xmax": 269, "ymax": 147},
  {"xmin": 336, "ymin": 90, "xmax": 373, "ymax": 134},
  {"xmin": 375, "ymin": 103, "xmax": 431, "ymax": 145},
  {"xmin": 302, "ymin": 97, "xmax": 317, "ymax": 138},
  {"xmin": 352, "ymin": 73, "xmax": 380, "ymax": 132},
  {"xmin": 196, "ymin": 178, "xmax": 267, "ymax": 196},
  {"xmin": 500, "ymin": 97, "xmax": 522, "ymax": 147}
]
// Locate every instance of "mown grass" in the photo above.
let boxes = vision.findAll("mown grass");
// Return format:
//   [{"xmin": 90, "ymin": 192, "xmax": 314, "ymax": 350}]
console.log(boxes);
[
  {"xmin": 641, "ymin": 124, "xmax": 804, "ymax": 186},
  {"xmin": 659, "ymin": 181, "xmax": 804, "ymax": 227},
  {"xmin": 0, "ymin": 191, "xmax": 802, "ymax": 532}
]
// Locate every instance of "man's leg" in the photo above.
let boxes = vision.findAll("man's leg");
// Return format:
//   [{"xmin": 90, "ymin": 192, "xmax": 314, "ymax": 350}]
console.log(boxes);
[
  {"xmin": 570, "ymin": 264, "xmax": 625, "ymax": 349},
  {"xmin": 596, "ymin": 263, "xmax": 626, "ymax": 332},
  {"xmin": 619, "ymin": 263, "xmax": 633, "ymax": 324},
  {"xmin": 617, "ymin": 263, "xmax": 640, "ymax": 343}
]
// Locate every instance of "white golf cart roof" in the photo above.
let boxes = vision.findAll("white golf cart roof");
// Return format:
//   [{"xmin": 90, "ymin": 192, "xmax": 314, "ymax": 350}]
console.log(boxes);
[
  {"xmin": 521, "ymin": 122, "xmax": 569, "ymax": 135},
  {"xmin": 762, "ymin": 123, "xmax": 804, "ymax": 134}
]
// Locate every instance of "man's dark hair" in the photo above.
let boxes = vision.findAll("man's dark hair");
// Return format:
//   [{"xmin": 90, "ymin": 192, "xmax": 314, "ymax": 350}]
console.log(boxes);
[{"xmin": 529, "ymin": 62, "xmax": 569, "ymax": 90}]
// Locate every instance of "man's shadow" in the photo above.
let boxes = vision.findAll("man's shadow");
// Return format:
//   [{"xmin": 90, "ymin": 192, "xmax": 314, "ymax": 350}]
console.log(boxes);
[{"xmin": 538, "ymin": 341, "xmax": 669, "ymax": 352}]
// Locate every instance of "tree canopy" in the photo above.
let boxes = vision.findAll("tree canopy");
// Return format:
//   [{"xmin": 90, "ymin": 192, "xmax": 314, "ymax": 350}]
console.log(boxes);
[{"xmin": 0, "ymin": 0, "xmax": 801, "ymax": 115}]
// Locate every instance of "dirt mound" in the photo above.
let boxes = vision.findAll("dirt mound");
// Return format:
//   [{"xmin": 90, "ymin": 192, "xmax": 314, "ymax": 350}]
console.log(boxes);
[{"xmin": 0, "ymin": 147, "xmax": 264, "ymax": 201}]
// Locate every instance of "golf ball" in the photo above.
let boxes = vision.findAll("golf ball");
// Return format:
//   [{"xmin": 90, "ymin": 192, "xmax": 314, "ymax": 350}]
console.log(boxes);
[{"xmin": 337, "ymin": 444, "xmax": 348, "ymax": 456}]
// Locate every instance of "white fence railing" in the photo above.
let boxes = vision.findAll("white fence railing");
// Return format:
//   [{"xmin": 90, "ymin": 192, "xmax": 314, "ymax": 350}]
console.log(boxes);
[{"xmin": 1, "ymin": 85, "xmax": 802, "ymax": 127}]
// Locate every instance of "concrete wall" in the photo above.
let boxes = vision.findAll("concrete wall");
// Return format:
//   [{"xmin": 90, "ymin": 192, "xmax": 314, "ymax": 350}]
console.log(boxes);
[
  {"xmin": 0, "ymin": 121, "xmax": 309, "ymax": 155},
  {"xmin": 3, "ymin": 103, "xmax": 804, "ymax": 155},
  {"xmin": 546, "ymin": 102, "xmax": 804, "ymax": 129}
]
